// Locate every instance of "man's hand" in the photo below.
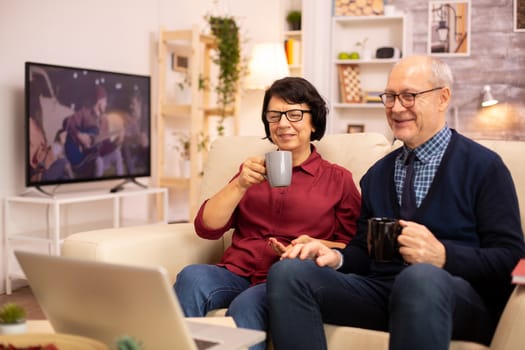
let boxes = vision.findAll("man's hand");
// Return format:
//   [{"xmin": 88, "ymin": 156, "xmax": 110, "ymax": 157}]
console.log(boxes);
[
  {"xmin": 397, "ymin": 220, "xmax": 446, "ymax": 267},
  {"xmin": 291, "ymin": 234, "xmax": 316, "ymax": 245},
  {"xmin": 281, "ymin": 240, "xmax": 342, "ymax": 269}
]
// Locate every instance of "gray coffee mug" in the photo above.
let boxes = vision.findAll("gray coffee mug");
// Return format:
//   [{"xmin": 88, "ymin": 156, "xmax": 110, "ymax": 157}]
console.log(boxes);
[
  {"xmin": 265, "ymin": 150, "xmax": 292, "ymax": 187},
  {"xmin": 367, "ymin": 217, "xmax": 402, "ymax": 262}
]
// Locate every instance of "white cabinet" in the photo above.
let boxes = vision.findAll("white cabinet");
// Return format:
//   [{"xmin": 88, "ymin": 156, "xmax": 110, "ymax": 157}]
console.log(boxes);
[
  {"xmin": 329, "ymin": 14, "xmax": 411, "ymax": 138},
  {"xmin": 3, "ymin": 187, "xmax": 168, "ymax": 293}
]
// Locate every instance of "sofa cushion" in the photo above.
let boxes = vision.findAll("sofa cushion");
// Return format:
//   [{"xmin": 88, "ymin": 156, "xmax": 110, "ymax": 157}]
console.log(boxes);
[
  {"xmin": 61, "ymin": 223, "xmax": 223, "ymax": 283},
  {"xmin": 476, "ymin": 139, "xmax": 525, "ymax": 228},
  {"xmin": 314, "ymin": 133, "xmax": 394, "ymax": 190},
  {"xmin": 199, "ymin": 133, "xmax": 393, "ymax": 203},
  {"xmin": 490, "ymin": 285, "xmax": 525, "ymax": 350}
]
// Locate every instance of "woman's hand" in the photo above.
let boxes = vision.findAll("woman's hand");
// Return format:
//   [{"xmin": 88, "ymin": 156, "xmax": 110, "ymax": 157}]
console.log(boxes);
[
  {"xmin": 236, "ymin": 157, "xmax": 266, "ymax": 190},
  {"xmin": 268, "ymin": 235, "xmax": 318, "ymax": 256},
  {"xmin": 202, "ymin": 156, "xmax": 265, "ymax": 229},
  {"xmin": 268, "ymin": 237, "xmax": 288, "ymax": 255}
]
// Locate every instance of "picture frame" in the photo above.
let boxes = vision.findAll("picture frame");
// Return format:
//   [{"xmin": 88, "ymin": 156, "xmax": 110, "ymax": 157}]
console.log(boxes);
[
  {"xmin": 515, "ymin": 0, "xmax": 525, "ymax": 32},
  {"xmin": 427, "ymin": 1, "xmax": 471, "ymax": 57},
  {"xmin": 171, "ymin": 44, "xmax": 191, "ymax": 72},
  {"xmin": 347, "ymin": 124, "xmax": 365, "ymax": 134}
]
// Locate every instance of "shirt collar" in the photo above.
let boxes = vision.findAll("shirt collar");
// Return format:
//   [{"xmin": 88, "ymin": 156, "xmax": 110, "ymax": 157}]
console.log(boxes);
[
  {"xmin": 295, "ymin": 144, "xmax": 321, "ymax": 176},
  {"xmin": 400, "ymin": 126, "xmax": 452, "ymax": 163}
]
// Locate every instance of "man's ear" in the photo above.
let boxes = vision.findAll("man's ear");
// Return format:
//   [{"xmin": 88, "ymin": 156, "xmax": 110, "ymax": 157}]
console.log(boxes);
[{"xmin": 438, "ymin": 87, "xmax": 451, "ymax": 112}]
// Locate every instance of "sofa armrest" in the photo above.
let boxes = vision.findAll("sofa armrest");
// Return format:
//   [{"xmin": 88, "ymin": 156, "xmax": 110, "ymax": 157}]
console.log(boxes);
[
  {"xmin": 490, "ymin": 285, "xmax": 525, "ymax": 350},
  {"xmin": 61, "ymin": 223, "xmax": 224, "ymax": 284}
]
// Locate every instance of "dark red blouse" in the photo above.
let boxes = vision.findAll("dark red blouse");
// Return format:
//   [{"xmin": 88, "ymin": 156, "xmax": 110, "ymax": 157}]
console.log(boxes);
[{"xmin": 194, "ymin": 146, "xmax": 361, "ymax": 284}]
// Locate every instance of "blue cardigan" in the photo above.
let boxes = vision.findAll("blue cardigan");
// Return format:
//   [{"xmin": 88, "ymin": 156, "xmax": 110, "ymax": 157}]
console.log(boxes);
[{"xmin": 340, "ymin": 130, "xmax": 525, "ymax": 317}]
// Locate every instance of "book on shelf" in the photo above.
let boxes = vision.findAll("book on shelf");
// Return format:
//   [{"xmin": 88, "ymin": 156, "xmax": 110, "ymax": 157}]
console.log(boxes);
[
  {"xmin": 365, "ymin": 91, "xmax": 383, "ymax": 104},
  {"xmin": 284, "ymin": 38, "xmax": 301, "ymax": 66},
  {"xmin": 337, "ymin": 64, "xmax": 362, "ymax": 103},
  {"xmin": 511, "ymin": 258, "xmax": 525, "ymax": 284}
]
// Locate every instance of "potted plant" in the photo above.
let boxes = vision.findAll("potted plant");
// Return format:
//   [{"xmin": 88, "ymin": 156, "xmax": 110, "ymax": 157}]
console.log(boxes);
[
  {"xmin": 206, "ymin": 14, "xmax": 245, "ymax": 136},
  {"xmin": 173, "ymin": 131, "xmax": 191, "ymax": 178},
  {"xmin": 174, "ymin": 72, "xmax": 207, "ymax": 105},
  {"xmin": 355, "ymin": 37, "xmax": 371, "ymax": 60},
  {"xmin": 115, "ymin": 335, "xmax": 143, "ymax": 350},
  {"xmin": 286, "ymin": 10, "xmax": 302, "ymax": 31},
  {"xmin": 174, "ymin": 131, "xmax": 209, "ymax": 178},
  {"xmin": 175, "ymin": 132, "xmax": 191, "ymax": 161},
  {"xmin": 173, "ymin": 71, "xmax": 192, "ymax": 104},
  {"xmin": 0, "ymin": 303, "xmax": 27, "ymax": 334}
]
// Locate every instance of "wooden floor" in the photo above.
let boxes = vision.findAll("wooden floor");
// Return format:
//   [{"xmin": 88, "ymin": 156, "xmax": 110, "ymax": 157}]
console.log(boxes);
[{"xmin": 0, "ymin": 286, "xmax": 46, "ymax": 320}]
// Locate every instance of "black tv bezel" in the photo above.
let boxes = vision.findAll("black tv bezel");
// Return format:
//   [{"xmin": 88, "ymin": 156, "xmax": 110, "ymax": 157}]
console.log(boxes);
[{"xmin": 25, "ymin": 61, "xmax": 152, "ymax": 189}]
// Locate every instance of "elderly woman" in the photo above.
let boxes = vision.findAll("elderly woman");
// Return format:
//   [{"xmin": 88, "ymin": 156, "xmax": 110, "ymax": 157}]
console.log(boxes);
[{"xmin": 174, "ymin": 77, "xmax": 361, "ymax": 350}]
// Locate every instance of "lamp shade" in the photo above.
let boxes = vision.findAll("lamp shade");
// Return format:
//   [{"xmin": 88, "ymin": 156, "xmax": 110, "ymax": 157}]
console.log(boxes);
[
  {"xmin": 245, "ymin": 42, "xmax": 290, "ymax": 90},
  {"xmin": 437, "ymin": 20, "xmax": 449, "ymax": 42},
  {"xmin": 481, "ymin": 85, "xmax": 498, "ymax": 107}
]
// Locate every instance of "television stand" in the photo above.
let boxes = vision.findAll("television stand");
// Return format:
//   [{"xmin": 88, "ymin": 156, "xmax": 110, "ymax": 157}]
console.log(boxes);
[
  {"xmin": 110, "ymin": 178, "xmax": 147, "ymax": 193},
  {"xmin": 33, "ymin": 186, "xmax": 55, "ymax": 197},
  {"xmin": 3, "ymin": 187, "xmax": 168, "ymax": 294}
]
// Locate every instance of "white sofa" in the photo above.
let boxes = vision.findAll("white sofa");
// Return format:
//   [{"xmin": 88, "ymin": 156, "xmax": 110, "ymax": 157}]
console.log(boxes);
[{"xmin": 62, "ymin": 133, "xmax": 525, "ymax": 350}]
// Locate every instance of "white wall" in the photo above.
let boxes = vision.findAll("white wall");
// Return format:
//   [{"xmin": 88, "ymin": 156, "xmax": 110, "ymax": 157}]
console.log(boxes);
[{"xmin": 0, "ymin": 0, "xmax": 283, "ymax": 293}]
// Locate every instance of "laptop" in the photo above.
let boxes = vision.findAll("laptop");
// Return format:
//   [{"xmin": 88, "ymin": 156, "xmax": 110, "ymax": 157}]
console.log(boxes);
[{"xmin": 15, "ymin": 251, "xmax": 265, "ymax": 350}]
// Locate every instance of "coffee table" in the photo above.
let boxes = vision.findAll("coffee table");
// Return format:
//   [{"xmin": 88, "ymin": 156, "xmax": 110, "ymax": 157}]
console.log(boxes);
[
  {"xmin": 0, "ymin": 332, "xmax": 107, "ymax": 349},
  {"xmin": 0, "ymin": 317, "xmax": 238, "ymax": 349}
]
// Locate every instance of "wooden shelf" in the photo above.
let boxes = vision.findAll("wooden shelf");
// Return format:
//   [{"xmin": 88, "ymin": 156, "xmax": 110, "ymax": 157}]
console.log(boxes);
[
  {"xmin": 203, "ymin": 107, "xmax": 236, "ymax": 117},
  {"xmin": 161, "ymin": 103, "xmax": 191, "ymax": 118},
  {"xmin": 159, "ymin": 177, "xmax": 190, "ymax": 189},
  {"xmin": 156, "ymin": 26, "xmax": 240, "ymax": 220},
  {"xmin": 334, "ymin": 58, "xmax": 399, "ymax": 65},
  {"xmin": 332, "ymin": 14, "xmax": 406, "ymax": 22}
]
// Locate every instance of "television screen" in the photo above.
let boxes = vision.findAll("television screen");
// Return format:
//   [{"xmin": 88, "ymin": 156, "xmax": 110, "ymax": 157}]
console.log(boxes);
[{"xmin": 25, "ymin": 62, "xmax": 151, "ymax": 189}]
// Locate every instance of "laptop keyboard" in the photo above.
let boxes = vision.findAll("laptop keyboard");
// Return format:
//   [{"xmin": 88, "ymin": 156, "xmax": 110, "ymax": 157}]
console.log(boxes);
[{"xmin": 194, "ymin": 338, "xmax": 220, "ymax": 350}]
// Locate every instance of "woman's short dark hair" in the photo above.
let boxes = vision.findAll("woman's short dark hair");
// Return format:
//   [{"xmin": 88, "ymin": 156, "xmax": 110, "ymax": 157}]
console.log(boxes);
[{"xmin": 261, "ymin": 77, "xmax": 327, "ymax": 143}]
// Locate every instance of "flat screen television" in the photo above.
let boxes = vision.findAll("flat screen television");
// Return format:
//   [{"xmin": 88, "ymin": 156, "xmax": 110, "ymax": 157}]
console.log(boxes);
[{"xmin": 25, "ymin": 62, "xmax": 151, "ymax": 192}]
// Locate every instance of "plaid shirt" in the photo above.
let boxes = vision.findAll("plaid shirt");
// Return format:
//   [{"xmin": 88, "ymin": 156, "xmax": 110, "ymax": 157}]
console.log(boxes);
[{"xmin": 395, "ymin": 126, "xmax": 452, "ymax": 207}]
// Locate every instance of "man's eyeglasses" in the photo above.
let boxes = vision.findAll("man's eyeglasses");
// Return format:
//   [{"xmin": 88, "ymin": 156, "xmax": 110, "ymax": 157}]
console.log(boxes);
[
  {"xmin": 265, "ymin": 109, "xmax": 311, "ymax": 123},
  {"xmin": 379, "ymin": 87, "xmax": 443, "ymax": 108}
]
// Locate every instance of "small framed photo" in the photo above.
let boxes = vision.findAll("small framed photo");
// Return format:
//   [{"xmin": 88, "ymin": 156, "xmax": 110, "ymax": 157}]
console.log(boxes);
[
  {"xmin": 428, "ymin": 1, "xmax": 471, "ymax": 57},
  {"xmin": 515, "ymin": 0, "xmax": 525, "ymax": 32},
  {"xmin": 347, "ymin": 124, "xmax": 365, "ymax": 134},
  {"xmin": 171, "ymin": 44, "xmax": 191, "ymax": 72}
]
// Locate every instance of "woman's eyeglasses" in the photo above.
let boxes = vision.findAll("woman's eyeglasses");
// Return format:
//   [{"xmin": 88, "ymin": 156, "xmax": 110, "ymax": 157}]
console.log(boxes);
[{"xmin": 264, "ymin": 109, "xmax": 311, "ymax": 123}]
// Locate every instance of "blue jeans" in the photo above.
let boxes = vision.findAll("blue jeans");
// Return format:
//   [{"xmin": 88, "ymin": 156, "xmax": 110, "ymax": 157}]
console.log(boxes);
[
  {"xmin": 174, "ymin": 264, "xmax": 267, "ymax": 350},
  {"xmin": 267, "ymin": 259, "xmax": 496, "ymax": 350}
]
